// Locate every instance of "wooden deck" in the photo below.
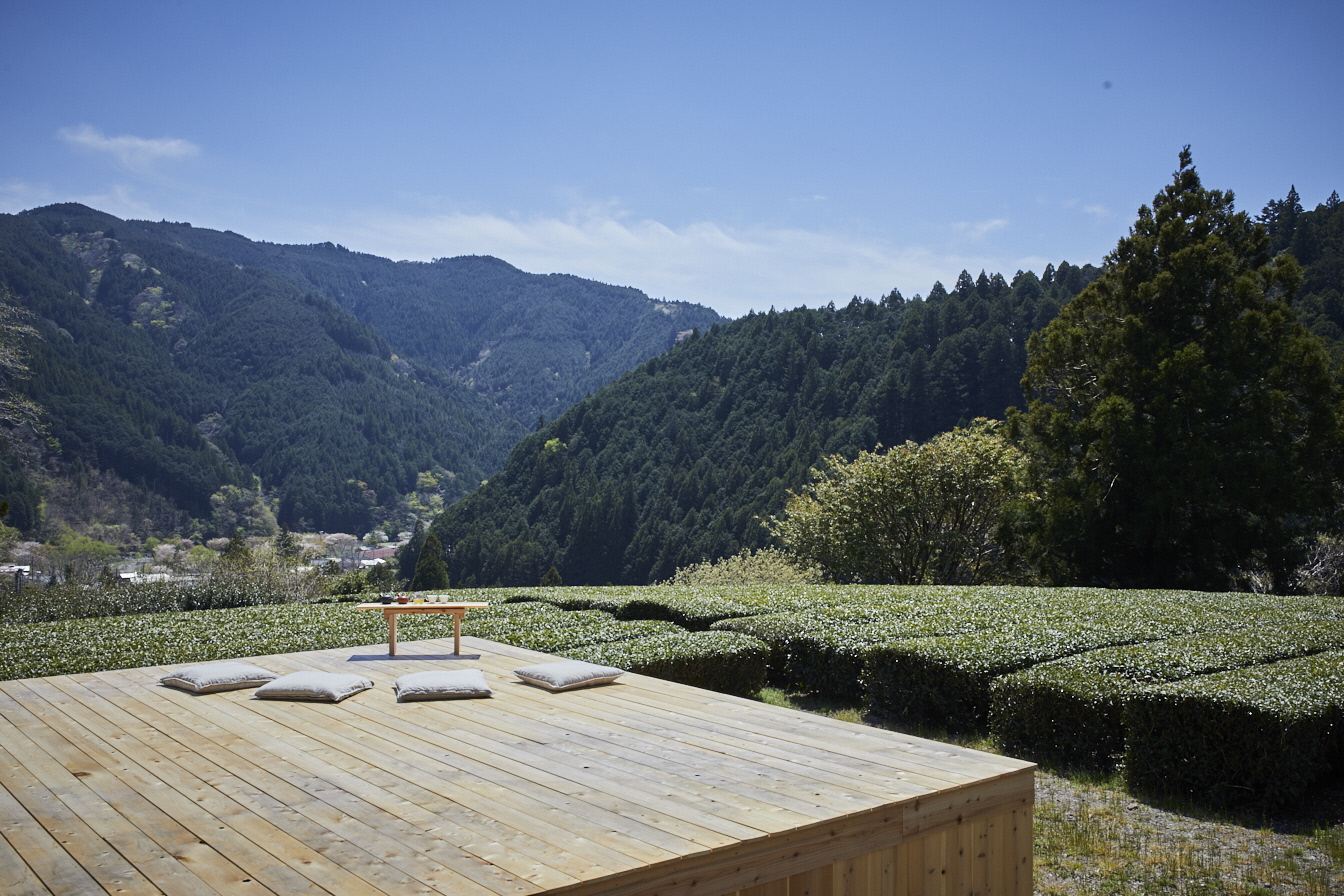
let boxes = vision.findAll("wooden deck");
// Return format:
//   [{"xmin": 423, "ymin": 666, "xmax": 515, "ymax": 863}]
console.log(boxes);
[{"xmin": 0, "ymin": 636, "xmax": 1034, "ymax": 896}]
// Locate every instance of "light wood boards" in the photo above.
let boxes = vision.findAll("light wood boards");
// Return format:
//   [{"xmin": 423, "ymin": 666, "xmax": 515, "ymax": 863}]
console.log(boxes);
[{"xmin": 0, "ymin": 634, "xmax": 1033, "ymax": 896}]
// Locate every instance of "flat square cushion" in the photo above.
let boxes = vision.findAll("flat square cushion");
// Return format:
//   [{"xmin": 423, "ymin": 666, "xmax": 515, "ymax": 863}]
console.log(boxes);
[
  {"xmin": 159, "ymin": 662, "xmax": 278, "ymax": 694},
  {"xmin": 513, "ymin": 660, "xmax": 625, "ymax": 692},
  {"xmin": 392, "ymin": 669, "xmax": 492, "ymax": 701},
  {"xmin": 254, "ymin": 671, "xmax": 374, "ymax": 703}
]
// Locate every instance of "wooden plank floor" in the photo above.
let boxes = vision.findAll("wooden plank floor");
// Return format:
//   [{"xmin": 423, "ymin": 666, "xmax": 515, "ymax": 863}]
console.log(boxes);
[{"xmin": 0, "ymin": 636, "xmax": 1034, "ymax": 896}]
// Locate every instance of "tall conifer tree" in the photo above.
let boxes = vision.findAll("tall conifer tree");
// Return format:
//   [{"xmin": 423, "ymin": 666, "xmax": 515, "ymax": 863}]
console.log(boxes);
[
  {"xmin": 1011, "ymin": 148, "xmax": 1343, "ymax": 591},
  {"xmin": 409, "ymin": 532, "xmax": 450, "ymax": 591}
]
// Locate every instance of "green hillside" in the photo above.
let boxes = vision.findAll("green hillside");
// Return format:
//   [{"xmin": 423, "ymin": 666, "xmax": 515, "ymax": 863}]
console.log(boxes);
[
  {"xmin": 430, "ymin": 186, "xmax": 1344, "ymax": 590},
  {"xmin": 430, "ymin": 264, "xmax": 1099, "ymax": 586}
]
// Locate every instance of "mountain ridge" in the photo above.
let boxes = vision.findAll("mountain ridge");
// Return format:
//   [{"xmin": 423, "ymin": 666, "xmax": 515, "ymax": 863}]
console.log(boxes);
[{"xmin": 0, "ymin": 204, "xmax": 723, "ymax": 540}]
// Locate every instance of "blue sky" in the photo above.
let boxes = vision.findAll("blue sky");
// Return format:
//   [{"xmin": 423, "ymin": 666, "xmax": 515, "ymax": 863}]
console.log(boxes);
[{"xmin": 2, "ymin": 1, "xmax": 1340, "ymax": 319}]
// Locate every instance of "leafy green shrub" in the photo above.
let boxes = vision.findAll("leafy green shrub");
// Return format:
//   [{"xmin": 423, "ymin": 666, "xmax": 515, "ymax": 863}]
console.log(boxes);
[
  {"xmin": 989, "ymin": 619, "xmax": 1344, "ymax": 769},
  {"xmin": 1123, "ymin": 651, "xmax": 1344, "ymax": 809},
  {"xmin": 664, "ymin": 548, "xmax": 825, "ymax": 586},
  {"xmin": 567, "ymin": 630, "xmax": 769, "ymax": 698},
  {"xmin": 769, "ymin": 420, "xmax": 1029, "ymax": 585}
]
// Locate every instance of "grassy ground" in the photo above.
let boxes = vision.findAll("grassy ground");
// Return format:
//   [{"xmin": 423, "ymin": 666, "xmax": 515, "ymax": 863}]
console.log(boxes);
[{"xmin": 758, "ymin": 689, "xmax": 1344, "ymax": 896}]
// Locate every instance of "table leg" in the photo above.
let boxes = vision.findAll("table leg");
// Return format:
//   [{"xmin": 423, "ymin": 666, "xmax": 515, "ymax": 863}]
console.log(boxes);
[
  {"xmin": 453, "ymin": 611, "xmax": 462, "ymax": 656},
  {"xmin": 386, "ymin": 610, "xmax": 398, "ymax": 656}
]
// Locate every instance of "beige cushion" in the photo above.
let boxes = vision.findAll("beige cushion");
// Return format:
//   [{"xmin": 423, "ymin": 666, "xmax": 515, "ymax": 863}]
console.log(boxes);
[
  {"xmin": 254, "ymin": 671, "xmax": 374, "ymax": 702},
  {"xmin": 393, "ymin": 669, "xmax": 492, "ymax": 701},
  {"xmin": 514, "ymin": 660, "xmax": 625, "ymax": 691},
  {"xmin": 160, "ymin": 662, "xmax": 278, "ymax": 694}
]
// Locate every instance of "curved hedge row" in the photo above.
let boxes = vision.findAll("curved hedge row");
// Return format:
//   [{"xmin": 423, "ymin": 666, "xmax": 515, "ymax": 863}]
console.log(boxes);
[
  {"xmin": 712, "ymin": 611, "xmax": 998, "ymax": 698},
  {"xmin": 565, "ymin": 630, "xmax": 769, "ymax": 697},
  {"xmin": 988, "ymin": 619, "xmax": 1344, "ymax": 770},
  {"xmin": 1123, "ymin": 650, "xmax": 1344, "ymax": 809}
]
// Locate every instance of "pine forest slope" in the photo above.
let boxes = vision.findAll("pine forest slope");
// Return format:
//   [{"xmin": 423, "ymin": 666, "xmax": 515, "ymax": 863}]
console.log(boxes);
[
  {"xmin": 431, "ymin": 265, "xmax": 1101, "ymax": 586},
  {"xmin": 4, "ymin": 190, "xmax": 1339, "ymax": 553}
]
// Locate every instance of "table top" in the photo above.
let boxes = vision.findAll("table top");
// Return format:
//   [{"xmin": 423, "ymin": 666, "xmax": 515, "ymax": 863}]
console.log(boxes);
[{"xmin": 356, "ymin": 600, "xmax": 490, "ymax": 610}]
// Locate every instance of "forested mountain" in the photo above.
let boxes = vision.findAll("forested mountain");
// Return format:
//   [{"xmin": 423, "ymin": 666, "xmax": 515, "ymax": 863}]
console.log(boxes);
[
  {"xmin": 430, "ymin": 264, "xmax": 1101, "ymax": 586},
  {"xmin": 77, "ymin": 217, "xmax": 725, "ymax": 426},
  {"xmin": 0, "ymin": 205, "xmax": 526, "ymax": 537},
  {"xmin": 0, "ymin": 204, "xmax": 724, "ymax": 541}
]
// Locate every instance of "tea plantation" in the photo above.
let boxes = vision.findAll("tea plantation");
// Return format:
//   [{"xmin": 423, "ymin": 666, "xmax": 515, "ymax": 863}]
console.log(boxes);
[{"xmin": 3, "ymin": 583, "xmax": 1341, "ymax": 809}]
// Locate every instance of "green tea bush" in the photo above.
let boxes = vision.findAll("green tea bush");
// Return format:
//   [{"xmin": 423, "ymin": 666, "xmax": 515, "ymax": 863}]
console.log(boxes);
[
  {"xmin": 1123, "ymin": 651, "xmax": 1344, "ymax": 809},
  {"xmin": 0, "ymin": 603, "xmax": 387, "ymax": 679},
  {"xmin": 862, "ymin": 590, "xmax": 1342, "ymax": 734},
  {"xmin": 0, "ymin": 562, "xmax": 326, "ymax": 625},
  {"xmin": 714, "ymin": 607, "xmax": 1000, "ymax": 697},
  {"xmin": 864, "ymin": 619, "xmax": 1210, "ymax": 733},
  {"xmin": 989, "ymin": 619, "xmax": 1344, "ymax": 769},
  {"xmin": 567, "ymin": 631, "xmax": 769, "ymax": 698},
  {"xmin": 504, "ymin": 584, "xmax": 805, "ymax": 628},
  {"xmin": 464, "ymin": 607, "xmax": 681, "ymax": 653}
]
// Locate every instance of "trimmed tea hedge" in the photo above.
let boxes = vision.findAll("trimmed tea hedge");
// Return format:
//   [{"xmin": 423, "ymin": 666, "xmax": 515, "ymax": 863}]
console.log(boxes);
[
  {"xmin": 504, "ymin": 585, "xmax": 820, "ymax": 628},
  {"xmin": 866, "ymin": 621, "xmax": 1206, "ymax": 733},
  {"xmin": 988, "ymin": 619, "xmax": 1344, "ymax": 769},
  {"xmin": 566, "ymin": 630, "xmax": 769, "ymax": 697},
  {"xmin": 5, "ymin": 581, "xmax": 1342, "ymax": 809},
  {"xmin": 503, "ymin": 584, "xmax": 979, "ymax": 627},
  {"xmin": 861, "ymin": 590, "xmax": 1343, "ymax": 733},
  {"xmin": 1123, "ymin": 650, "xmax": 1344, "ymax": 809},
  {"xmin": 714, "ymin": 611, "xmax": 1000, "ymax": 699}
]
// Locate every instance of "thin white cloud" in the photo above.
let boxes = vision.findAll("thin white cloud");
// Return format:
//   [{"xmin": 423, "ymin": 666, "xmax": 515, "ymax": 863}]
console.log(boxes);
[
  {"xmin": 58, "ymin": 125, "xmax": 199, "ymax": 172},
  {"xmin": 1057, "ymin": 197, "xmax": 1113, "ymax": 223},
  {"xmin": 952, "ymin": 218, "xmax": 1009, "ymax": 240},
  {"xmin": 315, "ymin": 207, "xmax": 985, "ymax": 318}
]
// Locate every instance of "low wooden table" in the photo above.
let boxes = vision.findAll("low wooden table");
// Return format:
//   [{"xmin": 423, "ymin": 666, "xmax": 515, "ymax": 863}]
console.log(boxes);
[{"xmin": 357, "ymin": 599, "xmax": 489, "ymax": 655}]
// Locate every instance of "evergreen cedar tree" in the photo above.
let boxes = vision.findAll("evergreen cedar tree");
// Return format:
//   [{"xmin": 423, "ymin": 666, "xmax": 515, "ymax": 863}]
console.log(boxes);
[
  {"xmin": 219, "ymin": 529, "xmax": 252, "ymax": 566},
  {"xmin": 409, "ymin": 531, "xmax": 450, "ymax": 591},
  {"xmin": 1009, "ymin": 148, "xmax": 1343, "ymax": 593},
  {"xmin": 274, "ymin": 526, "xmax": 301, "ymax": 561},
  {"xmin": 396, "ymin": 520, "xmax": 426, "ymax": 581}
]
